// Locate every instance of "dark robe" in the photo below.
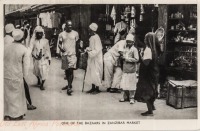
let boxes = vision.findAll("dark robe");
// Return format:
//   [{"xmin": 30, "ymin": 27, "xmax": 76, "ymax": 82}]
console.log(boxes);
[{"xmin": 134, "ymin": 32, "xmax": 160, "ymax": 102}]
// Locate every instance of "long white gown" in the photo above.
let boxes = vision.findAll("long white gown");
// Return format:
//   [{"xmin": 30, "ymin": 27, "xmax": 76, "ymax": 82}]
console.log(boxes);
[
  {"xmin": 84, "ymin": 34, "xmax": 103, "ymax": 87},
  {"xmin": 4, "ymin": 42, "xmax": 29, "ymax": 118},
  {"xmin": 103, "ymin": 40, "xmax": 126, "ymax": 88},
  {"xmin": 31, "ymin": 38, "xmax": 51, "ymax": 80}
]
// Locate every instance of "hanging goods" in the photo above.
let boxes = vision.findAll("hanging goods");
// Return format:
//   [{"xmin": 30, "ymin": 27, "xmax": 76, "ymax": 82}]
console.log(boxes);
[
  {"xmin": 110, "ymin": 6, "xmax": 116, "ymax": 25},
  {"xmin": 139, "ymin": 4, "xmax": 144, "ymax": 22},
  {"xmin": 139, "ymin": 14, "xmax": 143, "ymax": 21},
  {"xmin": 140, "ymin": 4, "xmax": 145, "ymax": 14},
  {"xmin": 125, "ymin": 14, "xmax": 129, "ymax": 22},
  {"xmin": 131, "ymin": 6, "xmax": 136, "ymax": 18},
  {"xmin": 120, "ymin": 7, "xmax": 125, "ymax": 20},
  {"xmin": 130, "ymin": 19, "xmax": 136, "ymax": 28},
  {"xmin": 154, "ymin": 4, "xmax": 159, "ymax": 7},
  {"xmin": 126, "ymin": 6, "xmax": 131, "ymax": 14},
  {"xmin": 124, "ymin": 6, "xmax": 131, "ymax": 22},
  {"xmin": 106, "ymin": 5, "xmax": 109, "ymax": 21}
]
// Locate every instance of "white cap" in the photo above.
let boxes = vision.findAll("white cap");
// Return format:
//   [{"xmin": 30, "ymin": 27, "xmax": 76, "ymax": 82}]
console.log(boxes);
[
  {"xmin": 89, "ymin": 23, "xmax": 98, "ymax": 32},
  {"xmin": 126, "ymin": 34, "xmax": 135, "ymax": 41},
  {"xmin": 12, "ymin": 29, "xmax": 24, "ymax": 41},
  {"xmin": 5, "ymin": 24, "xmax": 15, "ymax": 33}
]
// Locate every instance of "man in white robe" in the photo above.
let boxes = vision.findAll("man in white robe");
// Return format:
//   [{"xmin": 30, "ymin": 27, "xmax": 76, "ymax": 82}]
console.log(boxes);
[
  {"xmin": 84, "ymin": 23, "xmax": 103, "ymax": 94},
  {"xmin": 104, "ymin": 31, "xmax": 127, "ymax": 93},
  {"xmin": 4, "ymin": 29, "xmax": 29, "ymax": 120},
  {"xmin": 30, "ymin": 26, "xmax": 51, "ymax": 90}
]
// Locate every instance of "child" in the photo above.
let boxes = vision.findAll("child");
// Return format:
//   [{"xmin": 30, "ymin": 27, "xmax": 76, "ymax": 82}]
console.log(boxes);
[{"xmin": 119, "ymin": 34, "xmax": 139, "ymax": 104}]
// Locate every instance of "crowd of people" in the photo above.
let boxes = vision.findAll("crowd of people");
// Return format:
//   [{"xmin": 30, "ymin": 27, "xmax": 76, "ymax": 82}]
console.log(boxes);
[{"xmin": 4, "ymin": 19, "xmax": 164, "ymax": 120}]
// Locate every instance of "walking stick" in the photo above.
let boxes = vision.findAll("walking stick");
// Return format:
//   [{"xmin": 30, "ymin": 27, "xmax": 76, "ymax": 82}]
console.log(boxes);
[
  {"xmin": 82, "ymin": 69, "xmax": 87, "ymax": 92},
  {"xmin": 82, "ymin": 51, "xmax": 88, "ymax": 92}
]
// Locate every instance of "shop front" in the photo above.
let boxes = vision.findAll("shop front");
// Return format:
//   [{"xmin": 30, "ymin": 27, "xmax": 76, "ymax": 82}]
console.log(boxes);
[{"xmin": 4, "ymin": 4, "xmax": 197, "ymax": 109}]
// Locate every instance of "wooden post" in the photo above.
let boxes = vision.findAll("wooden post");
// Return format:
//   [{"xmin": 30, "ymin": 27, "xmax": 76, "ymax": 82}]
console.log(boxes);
[{"xmin": 158, "ymin": 5, "xmax": 168, "ymax": 65}]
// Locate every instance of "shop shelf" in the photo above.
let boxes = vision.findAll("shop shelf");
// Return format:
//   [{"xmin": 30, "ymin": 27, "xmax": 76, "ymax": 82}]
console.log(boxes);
[
  {"xmin": 168, "ymin": 18, "xmax": 184, "ymax": 20},
  {"xmin": 168, "ymin": 41, "xmax": 197, "ymax": 46},
  {"xmin": 168, "ymin": 29, "xmax": 197, "ymax": 32},
  {"xmin": 166, "ymin": 67, "xmax": 197, "ymax": 73}
]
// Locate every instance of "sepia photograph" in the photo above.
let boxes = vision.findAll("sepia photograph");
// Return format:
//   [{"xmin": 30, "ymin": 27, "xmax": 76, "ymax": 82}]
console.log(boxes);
[{"xmin": 1, "ymin": 1, "xmax": 199, "ymax": 130}]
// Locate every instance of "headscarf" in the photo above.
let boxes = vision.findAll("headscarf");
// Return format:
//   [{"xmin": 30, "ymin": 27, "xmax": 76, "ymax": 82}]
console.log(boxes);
[
  {"xmin": 29, "ymin": 26, "xmax": 45, "ymax": 50},
  {"xmin": 30, "ymin": 26, "xmax": 45, "ymax": 41},
  {"xmin": 144, "ymin": 32, "xmax": 158, "ymax": 61}
]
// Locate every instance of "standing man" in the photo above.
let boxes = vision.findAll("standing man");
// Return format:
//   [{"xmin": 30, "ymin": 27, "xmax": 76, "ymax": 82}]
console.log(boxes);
[
  {"xmin": 4, "ymin": 23, "xmax": 15, "ymax": 46},
  {"xmin": 4, "ymin": 29, "xmax": 29, "ymax": 120},
  {"xmin": 84, "ymin": 23, "xmax": 103, "ymax": 94},
  {"xmin": 4, "ymin": 24, "xmax": 36, "ymax": 110},
  {"xmin": 58, "ymin": 20, "xmax": 79, "ymax": 95}
]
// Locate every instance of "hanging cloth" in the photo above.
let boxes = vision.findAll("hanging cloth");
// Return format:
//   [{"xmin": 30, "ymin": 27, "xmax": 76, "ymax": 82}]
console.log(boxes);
[
  {"xmin": 140, "ymin": 5, "xmax": 145, "ymax": 21},
  {"xmin": 50, "ymin": 12, "xmax": 62, "ymax": 28},
  {"xmin": 39, "ymin": 13, "xmax": 48, "ymax": 27},
  {"xmin": 47, "ymin": 12, "xmax": 52, "ymax": 28}
]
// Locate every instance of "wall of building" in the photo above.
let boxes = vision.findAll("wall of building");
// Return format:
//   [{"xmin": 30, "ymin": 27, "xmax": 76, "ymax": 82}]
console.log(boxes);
[{"xmin": 71, "ymin": 5, "xmax": 91, "ymax": 44}]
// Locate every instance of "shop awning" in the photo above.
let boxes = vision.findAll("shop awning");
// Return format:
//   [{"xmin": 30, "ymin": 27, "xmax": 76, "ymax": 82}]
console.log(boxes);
[
  {"xmin": 5, "ymin": 5, "xmax": 35, "ymax": 15},
  {"xmin": 5, "ymin": 4, "xmax": 78, "ymax": 18}
]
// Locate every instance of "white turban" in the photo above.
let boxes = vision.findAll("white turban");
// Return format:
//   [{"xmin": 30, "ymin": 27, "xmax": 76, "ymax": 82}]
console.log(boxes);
[
  {"xmin": 89, "ymin": 23, "xmax": 98, "ymax": 32},
  {"xmin": 126, "ymin": 34, "xmax": 135, "ymax": 42},
  {"xmin": 5, "ymin": 24, "xmax": 15, "ymax": 33},
  {"xmin": 12, "ymin": 29, "xmax": 24, "ymax": 41},
  {"xmin": 35, "ymin": 26, "xmax": 44, "ymax": 33}
]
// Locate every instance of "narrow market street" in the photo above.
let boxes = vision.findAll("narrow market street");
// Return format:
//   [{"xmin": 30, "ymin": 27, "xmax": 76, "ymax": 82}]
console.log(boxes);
[{"xmin": 24, "ymin": 57, "xmax": 197, "ymax": 120}]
